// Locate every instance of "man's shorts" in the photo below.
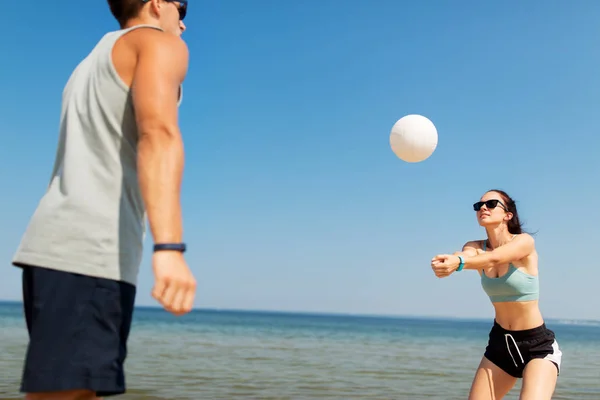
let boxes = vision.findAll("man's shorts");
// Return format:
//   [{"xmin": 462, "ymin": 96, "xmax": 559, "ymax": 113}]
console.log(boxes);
[
  {"xmin": 484, "ymin": 320, "xmax": 562, "ymax": 378},
  {"xmin": 18, "ymin": 264, "xmax": 136, "ymax": 397}
]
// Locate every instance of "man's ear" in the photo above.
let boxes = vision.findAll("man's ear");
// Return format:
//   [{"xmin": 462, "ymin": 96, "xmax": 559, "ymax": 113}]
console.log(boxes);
[{"xmin": 148, "ymin": 0, "xmax": 163, "ymax": 19}]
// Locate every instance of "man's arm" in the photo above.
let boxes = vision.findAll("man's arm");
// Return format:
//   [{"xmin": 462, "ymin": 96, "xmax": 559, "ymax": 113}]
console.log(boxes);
[{"xmin": 132, "ymin": 33, "xmax": 189, "ymax": 244}]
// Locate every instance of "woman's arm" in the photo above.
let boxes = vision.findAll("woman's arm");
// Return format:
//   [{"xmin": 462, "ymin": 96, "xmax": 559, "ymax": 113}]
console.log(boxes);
[
  {"xmin": 431, "ymin": 234, "xmax": 535, "ymax": 278},
  {"xmin": 461, "ymin": 234, "xmax": 534, "ymax": 270},
  {"xmin": 431, "ymin": 241, "xmax": 480, "ymax": 278},
  {"xmin": 453, "ymin": 241, "xmax": 480, "ymax": 258}
]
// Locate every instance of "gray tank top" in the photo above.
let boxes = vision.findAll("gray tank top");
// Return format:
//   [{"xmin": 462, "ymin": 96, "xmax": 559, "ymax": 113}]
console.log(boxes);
[{"xmin": 12, "ymin": 24, "xmax": 182, "ymax": 286}]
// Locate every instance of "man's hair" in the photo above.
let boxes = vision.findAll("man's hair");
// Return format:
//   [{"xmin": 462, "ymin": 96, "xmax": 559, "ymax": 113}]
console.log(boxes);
[{"xmin": 107, "ymin": 0, "xmax": 145, "ymax": 26}]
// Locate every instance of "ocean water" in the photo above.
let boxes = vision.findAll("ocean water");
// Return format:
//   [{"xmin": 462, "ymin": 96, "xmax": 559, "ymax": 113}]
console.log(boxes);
[{"xmin": 0, "ymin": 302, "xmax": 598, "ymax": 399}]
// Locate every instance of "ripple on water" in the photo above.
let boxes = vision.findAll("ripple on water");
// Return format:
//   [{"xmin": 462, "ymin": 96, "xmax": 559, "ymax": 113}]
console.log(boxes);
[{"xmin": 1, "ymin": 315, "xmax": 599, "ymax": 399}]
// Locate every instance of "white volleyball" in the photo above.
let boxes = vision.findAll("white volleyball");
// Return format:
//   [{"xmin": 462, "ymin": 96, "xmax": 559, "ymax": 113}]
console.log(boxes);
[{"xmin": 389, "ymin": 114, "xmax": 438, "ymax": 163}]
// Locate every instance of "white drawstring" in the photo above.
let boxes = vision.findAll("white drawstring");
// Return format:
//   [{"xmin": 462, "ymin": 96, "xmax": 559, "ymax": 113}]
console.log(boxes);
[{"xmin": 504, "ymin": 333, "xmax": 524, "ymax": 367}]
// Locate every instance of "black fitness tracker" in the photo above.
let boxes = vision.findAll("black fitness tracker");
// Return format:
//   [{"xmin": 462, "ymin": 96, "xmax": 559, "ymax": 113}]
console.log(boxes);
[{"xmin": 153, "ymin": 243, "xmax": 187, "ymax": 253}]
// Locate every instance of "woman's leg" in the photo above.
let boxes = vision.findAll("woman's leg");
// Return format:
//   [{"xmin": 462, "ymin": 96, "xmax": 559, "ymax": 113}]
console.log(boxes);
[
  {"xmin": 519, "ymin": 359, "xmax": 558, "ymax": 400},
  {"xmin": 468, "ymin": 356, "xmax": 517, "ymax": 400}
]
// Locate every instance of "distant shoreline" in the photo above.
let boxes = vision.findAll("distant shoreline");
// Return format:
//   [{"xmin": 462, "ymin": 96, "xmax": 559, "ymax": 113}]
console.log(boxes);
[{"xmin": 1, "ymin": 299, "xmax": 597, "ymax": 325}]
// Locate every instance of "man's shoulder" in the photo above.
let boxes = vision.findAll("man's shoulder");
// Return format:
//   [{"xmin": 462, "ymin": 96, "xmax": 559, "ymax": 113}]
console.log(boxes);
[
  {"xmin": 126, "ymin": 28, "xmax": 188, "ymax": 56},
  {"xmin": 133, "ymin": 32, "xmax": 189, "ymax": 80}
]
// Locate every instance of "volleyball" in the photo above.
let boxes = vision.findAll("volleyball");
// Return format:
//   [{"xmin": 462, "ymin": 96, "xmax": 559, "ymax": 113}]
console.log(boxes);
[{"xmin": 389, "ymin": 114, "xmax": 438, "ymax": 163}]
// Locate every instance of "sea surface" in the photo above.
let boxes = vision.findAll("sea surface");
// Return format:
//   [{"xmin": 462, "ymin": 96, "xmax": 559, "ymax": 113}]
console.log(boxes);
[{"xmin": 0, "ymin": 301, "xmax": 598, "ymax": 399}]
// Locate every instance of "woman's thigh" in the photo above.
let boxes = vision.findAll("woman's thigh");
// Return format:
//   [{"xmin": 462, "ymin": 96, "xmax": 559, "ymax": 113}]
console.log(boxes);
[
  {"xmin": 519, "ymin": 358, "xmax": 558, "ymax": 400},
  {"xmin": 468, "ymin": 356, "xmax": 517, "ymax": 400}
]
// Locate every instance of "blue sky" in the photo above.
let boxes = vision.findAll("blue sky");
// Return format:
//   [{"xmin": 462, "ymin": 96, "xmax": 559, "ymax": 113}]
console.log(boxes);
[{"xmin": 1, "ymin": 1, "xmax": 598, "ymax": 321}]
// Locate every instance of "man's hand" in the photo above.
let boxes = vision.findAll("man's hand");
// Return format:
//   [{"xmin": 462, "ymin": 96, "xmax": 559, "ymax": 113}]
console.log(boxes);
[
  {"xmin": 431, "ymin": 254, "xmax": 461, "ymax": 278},
  {"xmin": 152, "ymin": 251, "xmax": 196, "ymax": 316}
]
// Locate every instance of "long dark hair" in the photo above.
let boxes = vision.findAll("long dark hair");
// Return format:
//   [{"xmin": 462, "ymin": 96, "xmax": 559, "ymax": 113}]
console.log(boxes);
[{"xmin": 487, "ymin": 189, "xmax": 523, "ymax": 234}]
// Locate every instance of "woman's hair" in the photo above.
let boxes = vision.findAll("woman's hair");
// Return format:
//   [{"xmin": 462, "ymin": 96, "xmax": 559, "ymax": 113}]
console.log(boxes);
[{"xmin": 487, "ymin": 189, "xmax": 523, "ymax": 234}]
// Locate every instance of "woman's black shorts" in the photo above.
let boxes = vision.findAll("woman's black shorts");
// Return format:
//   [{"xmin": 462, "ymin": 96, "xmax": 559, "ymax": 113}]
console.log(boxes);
[{"xmin": 484, "ymin": 320, "xmax": 562, "ymax": 378}]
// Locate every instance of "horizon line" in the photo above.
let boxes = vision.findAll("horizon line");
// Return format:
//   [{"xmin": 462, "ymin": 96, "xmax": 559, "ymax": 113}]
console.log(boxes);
[{"xmin": 0, "ymin": 299, "xmax": 597, "ymax": 323}]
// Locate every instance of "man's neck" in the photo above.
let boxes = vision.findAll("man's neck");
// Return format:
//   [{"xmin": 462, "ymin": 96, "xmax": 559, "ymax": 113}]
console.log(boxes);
[{"xmin": 122, "ymin": 17, "xmax": 160, "ymax": 30}]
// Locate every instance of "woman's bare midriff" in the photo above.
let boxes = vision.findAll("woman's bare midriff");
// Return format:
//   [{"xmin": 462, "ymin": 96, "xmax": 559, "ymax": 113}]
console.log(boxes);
[{"xmin": 492, "ymin": 300, "xmax": 545, "ymax": 331}]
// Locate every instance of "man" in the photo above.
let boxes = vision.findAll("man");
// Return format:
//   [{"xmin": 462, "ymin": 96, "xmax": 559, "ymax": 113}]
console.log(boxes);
[{"xmin": 11, "ymin": 1, "xmax": 196, "ymax": 399}]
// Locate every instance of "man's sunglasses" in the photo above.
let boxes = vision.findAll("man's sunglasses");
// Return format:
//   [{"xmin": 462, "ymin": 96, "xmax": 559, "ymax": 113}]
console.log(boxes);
[
  {"xmin": 473, "ymin": 199, "xmax": 507, "ymax": 212},
  {"xmin": 142, "ymin": 0, "xmax": 187, "ymax": 21}
]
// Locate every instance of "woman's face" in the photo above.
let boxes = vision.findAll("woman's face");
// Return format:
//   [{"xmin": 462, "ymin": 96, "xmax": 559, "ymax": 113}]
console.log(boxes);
[{"xmin": 474, "ymin": 191, "xmax": 510, "ymax": 228}]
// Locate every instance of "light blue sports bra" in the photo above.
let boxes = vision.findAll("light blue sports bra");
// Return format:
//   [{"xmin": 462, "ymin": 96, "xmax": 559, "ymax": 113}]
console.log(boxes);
[{"xmin": 480, "ymin": 240, "xmax": 539, "ymax": 303}]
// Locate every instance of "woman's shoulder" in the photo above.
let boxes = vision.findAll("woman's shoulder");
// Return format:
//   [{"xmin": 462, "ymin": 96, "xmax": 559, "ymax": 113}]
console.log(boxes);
[
  {"xmin": 511, "ymin": 233, "xmax": 537, "ymax": 267},
  {"xmin": 464, "ymin": 233, "xmax": 535, "ymax": 249},
  {"xmin": 462, "ymin": 239, "xmax": 487, "ymax": 255},
  {"xmin": 463, "ymin": 239, "xmax": 486, "ymax": 249},
  {"xmin": 511, "ymin": 232, "xmax": 535, "ymax": 245}
]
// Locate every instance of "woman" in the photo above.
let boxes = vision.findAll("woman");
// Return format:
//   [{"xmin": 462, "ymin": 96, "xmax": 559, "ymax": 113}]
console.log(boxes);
[{"xmin": 430, "ymin": 189, "xmax": 562, "ymax": 400}]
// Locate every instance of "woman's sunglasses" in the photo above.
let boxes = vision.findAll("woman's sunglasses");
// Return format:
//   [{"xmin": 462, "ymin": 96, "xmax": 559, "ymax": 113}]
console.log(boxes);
[
  {"xmin": 473, "ymin": 199, "xmax": 507, "ymax": 211},
  {"xmin": 142, "ymin": 0, "xmax": 188, "ymax": 21}
]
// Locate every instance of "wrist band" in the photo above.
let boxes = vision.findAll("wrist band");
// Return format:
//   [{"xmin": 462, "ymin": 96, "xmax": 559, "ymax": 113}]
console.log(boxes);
[
  {"xmin": 153, "ymin": 243, "xmax": 187, "ymax": 253},
  {"xmin": 457, "ymin": 255, "xmax": 465, "ymax": 271}
]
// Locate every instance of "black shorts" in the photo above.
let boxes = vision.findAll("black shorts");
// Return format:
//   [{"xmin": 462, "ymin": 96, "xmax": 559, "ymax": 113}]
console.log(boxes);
[
  {"xmin": 19, "ymin": 264, "xmax": 136, "ymax": 397},
  {"xmin": 484, "ymin": 320, "xmax": 562, "ymax": 378}
]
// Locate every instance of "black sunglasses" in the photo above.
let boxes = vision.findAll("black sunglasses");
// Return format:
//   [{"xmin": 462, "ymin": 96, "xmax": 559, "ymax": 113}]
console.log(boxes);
[
  {"xmin": 168, "ymin": 0, "xmax": 187, "ymax": 21},
  {"xmin": 473, "ymin": 199, "xmax": 507, "ymax": 212},
  {"xmin": 142, "ymin": 0, "xmax": 187, "ymax": 21}
]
